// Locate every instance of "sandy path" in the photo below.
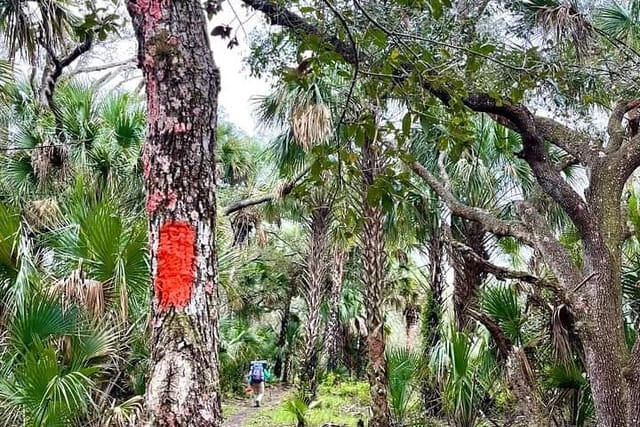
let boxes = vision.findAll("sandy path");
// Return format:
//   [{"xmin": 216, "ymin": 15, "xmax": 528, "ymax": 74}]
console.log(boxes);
[{"xmin": 223, "ymin": 385, "xmax": 290, "ymax": 427}]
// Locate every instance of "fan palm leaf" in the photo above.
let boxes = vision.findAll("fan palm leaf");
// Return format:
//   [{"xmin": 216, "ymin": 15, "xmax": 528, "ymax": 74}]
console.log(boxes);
[
  {"xmin": 0, "ymin": 0, "xmax": 75, "ymax": 61},
  {"xmin": 595, "ymin": 0, "xmax": 640, "ymax": 49},
  {"xmin": 480, "ymin": 285, "xmax": 525, "ymax": 345}
]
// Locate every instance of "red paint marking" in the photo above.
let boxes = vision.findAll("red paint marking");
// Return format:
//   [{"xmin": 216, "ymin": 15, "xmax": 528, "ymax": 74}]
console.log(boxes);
[
  {"xmin": 156, "ymin": 221, "xmax": 196, "ymax": 310},
  {"xmin": 133, "ymin": 0, "xmax": 167, "ymax": 27}
]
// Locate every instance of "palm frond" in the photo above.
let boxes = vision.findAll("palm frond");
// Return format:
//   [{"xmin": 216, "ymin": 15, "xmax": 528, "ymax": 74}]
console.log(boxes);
[
  {"xmin": 596, "ymin": 0, "xmax": 640, "ymax": 49},
  {"xmin": 480, "ymin": 285, "xmax": 524, "ymax": 345},
  {"xmin": 520, "ymin": 0, "xmax": 593, "ymax": 56}
]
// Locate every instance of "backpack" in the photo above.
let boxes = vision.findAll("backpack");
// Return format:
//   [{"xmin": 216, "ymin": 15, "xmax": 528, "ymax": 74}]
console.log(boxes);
[{"xmin": 250, "ymin": 363, "xmax": 264, "ymax": 382}]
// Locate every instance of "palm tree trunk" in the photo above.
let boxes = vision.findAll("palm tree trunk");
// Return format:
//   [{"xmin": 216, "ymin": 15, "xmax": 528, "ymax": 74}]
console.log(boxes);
[
  {"xmin": 300, "ymin": 200, "xmax": 330, "ymax": 400},
  {"xmin": 361, "ymin": 135, "xmax": 391, "ymax": 427},
  {"xmin": 127, "ymin": 2, "xmax": 222, "ymax": 425},
  {"xmin": 452, "ymin": 219, "xmax": 486, "ymax": 331},
  {"xmin": 404, "ymin": 305, "xmax": 420, "ymax": 350},
  {"xmin": 283, "ymin": 347, "xmax": 293, "ymax": 384},
  {"xmin": 506, "ymin": 347, "xmax": 550, "ymax": 427},
  {"xmin": 421, "ymin": 232, "xmax": 444, "ymax": 416},
  {"xmin": 325, "ymin": 246, "xmax": 346, "ymax": 371},
  {"xmin": 274, "ymin": 280, "xmax": 296, "ymax": 380}
]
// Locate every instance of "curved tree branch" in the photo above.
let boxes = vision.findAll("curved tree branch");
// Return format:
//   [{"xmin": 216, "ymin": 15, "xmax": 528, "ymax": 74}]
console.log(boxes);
[
  {"xmin": 242, "ymin": 0, "xmax": 359, "ymax": 64},
  {"xmin": 514, "ymin": 200, "xmax": 582, "ymax": 292},
  {"xmin": 40, "ymin": 34, "xmax": 94, "ymax": 109},
  {"xmin": 448, "ymin": 238, "xmax": 557, "ymax": 292},
  {"xmin": 607, "ymin": 99, "xmax": 640, "ymax": 153},
  {"xmin": 224, "ymin": 166, "xmax": 310, "ymax": 215},
  {"xmin": 467, "ymin": 308, "xmax": 512, "ymax": 358},
  {"xmin": 407, "ymin": 157, "xmax": 533, "ymax": 243}
]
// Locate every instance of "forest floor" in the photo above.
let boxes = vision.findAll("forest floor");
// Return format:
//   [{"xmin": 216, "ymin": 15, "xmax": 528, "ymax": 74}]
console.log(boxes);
[{"xmin": 222, "ymin": 384, "xmax": 291, "ymax": 427}]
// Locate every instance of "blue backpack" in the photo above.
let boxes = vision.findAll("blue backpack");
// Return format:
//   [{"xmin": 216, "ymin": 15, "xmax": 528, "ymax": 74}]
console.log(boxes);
[{"xmin": 250, "ymin": 363, "xmax": 264, "ymax": 382}]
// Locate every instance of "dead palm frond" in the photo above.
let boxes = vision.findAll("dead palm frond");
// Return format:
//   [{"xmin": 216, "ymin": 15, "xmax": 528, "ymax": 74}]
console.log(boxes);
[
  {"xmin": 291, "ymin": 103, "xmax": 332, "ymax": 151},
  {"xmin": 215, "ymin": 160, "xmax": 225, "ymax": 183},
  {"xmin": 30, "ymin": 141, "xmax": 69, "ymax": 185},
  {"xmin": 522, "ymin": 0, "xmax": 593, "ymax": 57},
  {"xmin": 23, "ymin": 198, "xmax": 60, "ymax": 230},
  {"xmin": 231, "ymin": 207, "xmax": 261, "ymax": 247},
  {"xmin": 50, "ymin": 266, "xmax": 105, "ymax": 318},
  {"xmin": 99, "ymin": 395, "xmax": 144, "ymax": 427},
  {"xmin": 550, "ymin": 303, "xmax": 573, "ymax": 364}
]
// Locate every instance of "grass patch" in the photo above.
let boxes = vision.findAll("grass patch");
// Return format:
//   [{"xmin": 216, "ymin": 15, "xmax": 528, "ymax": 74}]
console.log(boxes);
[
  {"xmin": 244, "ymin": 379, "xmax": 369, "ymax": 427},
  {"xmin": 222, "ymin": 403, "xmax": 238, "ymax": 418}
]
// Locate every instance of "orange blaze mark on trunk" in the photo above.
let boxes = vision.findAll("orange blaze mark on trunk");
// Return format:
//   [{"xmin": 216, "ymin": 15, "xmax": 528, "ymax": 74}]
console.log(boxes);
[{"xmin": 156, "ymin": 221, "xmax": 196, "ymax": 310}]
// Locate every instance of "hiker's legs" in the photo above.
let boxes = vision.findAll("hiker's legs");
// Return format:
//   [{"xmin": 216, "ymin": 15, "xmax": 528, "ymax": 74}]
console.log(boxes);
[{"xmin": 251, "ymin": 382, "xmax": 265, "ymax": 406}]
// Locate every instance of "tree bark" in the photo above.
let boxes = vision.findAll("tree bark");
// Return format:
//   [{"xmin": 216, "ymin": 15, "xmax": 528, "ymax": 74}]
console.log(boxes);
[
  {"xmin": 571, "ymin": 165, "xmax": 629, "ymax": 427},
  {"xmin": 421, "ymin": 233, "xmax": 444, "ymax": 416},
  {"xmin": 127, "ymin": 1, "xmax": 222, "ymax": 425},
  {"xmin": 403, "ymin": 304, "xmax": 420, "ymax": 351},
  {"xmin": 325, "ymin": 246, "xmax": 346, "ymax": 371},
  {"xmin": 625, "ymin": 340, "xmax": 640, "ymax": 424},
  {"xmin": 451, "ymin": 219, "xmax": 486, "ymax": 331},
  {"xmin": 300, "ymin": 199, "xmax": 330, "ymax": 400},
  {"xmin": 361, "ymin": 135, "xmax": 391, "ymax": 427},
  {"xmin": 274, "ymin": 279, "xmax": 296, "ymax": 379},
  {"xmin": 282, "ymin": 344, "xmax": 293, "ymax": 384}
]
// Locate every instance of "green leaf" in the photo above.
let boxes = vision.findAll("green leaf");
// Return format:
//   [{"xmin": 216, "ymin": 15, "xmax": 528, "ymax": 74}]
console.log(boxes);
[
  {"xmin": 366, "ymin": 28, "xmax": 388, "ymax": 50},
  {"xmin": 402, "ymin": 112, "xmax": 412, "ymax": 137},
  {"xmin": 430, "ymin": 0, "xmax": 443, "ymax": 19}
]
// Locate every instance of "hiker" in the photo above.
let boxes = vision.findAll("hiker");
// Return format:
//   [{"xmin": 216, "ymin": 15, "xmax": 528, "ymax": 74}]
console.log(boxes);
[{"xmin": 247, "ymin": 360, "xmax": 270, "ymax": 407}]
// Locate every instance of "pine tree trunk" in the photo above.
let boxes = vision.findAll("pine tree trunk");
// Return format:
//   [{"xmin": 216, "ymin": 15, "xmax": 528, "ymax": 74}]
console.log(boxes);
[
  {"xmin": 361, "ymin": 136, "xmax": 391, "ymax": 427},
  {"xmin": 301, "ymin": 200, "xmax": 330, "ymax": 400},
  {"xmin": 325, "ymin": 247, "xmax": 346, "ymax": 371},
  {"xmin": 127, "ymin": 2, "xmax": 222, "ymax": 425}
]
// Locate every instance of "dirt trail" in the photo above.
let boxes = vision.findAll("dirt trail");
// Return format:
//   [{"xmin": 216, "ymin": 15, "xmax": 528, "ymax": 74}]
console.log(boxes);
[{"xmin": 223, "ymin": 385, "xmax": 290, "ymax": 427}]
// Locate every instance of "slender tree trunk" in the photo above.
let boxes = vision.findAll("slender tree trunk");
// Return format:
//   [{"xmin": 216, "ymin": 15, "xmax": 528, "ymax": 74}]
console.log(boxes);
[
  {"xmin": 356, "ymin": 331, "xmax": 368, "ymax": 379},
  {"xmin": 300, "ymin": 200, "xmax": 330, "ymax": 400},
  {"xmin": 282, "ymin": 347, "xmax": 293, "ymax": 384},
  {"xmin": 127, "ymin": 2, "xmax": 222, "ymax": 425},
  {"xmin": 325, "ymin": 246, "xmax": 346, "ymax": 371},
  {"xmin": 274, "ymin": 280, "xmax": 296, "ymax": 379},
  {"xmin": 361, "ymin": 135, "xmax": 391, "ymax": 427},
  {"xmin": 403, "ymin": 305, "xmax": 420, "ymax": 350},
  {"xmin": 421, "ymin": 232, "xmax": 444, "ymax": 416}
]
